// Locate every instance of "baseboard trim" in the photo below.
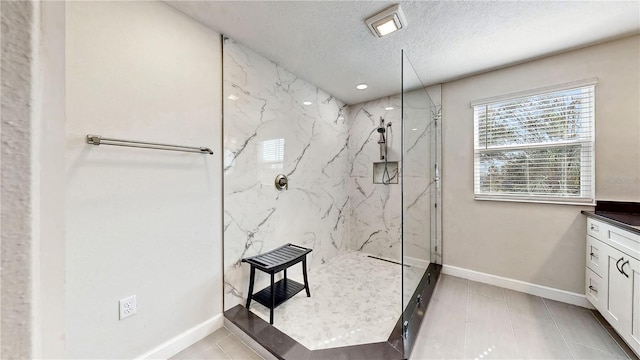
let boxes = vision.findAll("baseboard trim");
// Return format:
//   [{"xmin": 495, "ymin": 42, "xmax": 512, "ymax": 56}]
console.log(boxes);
[
  {"xmin": 442, "ymin": 265, "xmax": 593, "ymax": 309},
  {"xmin": 137, "ymin": 313, "xmax": 224, "ymax": 359}
]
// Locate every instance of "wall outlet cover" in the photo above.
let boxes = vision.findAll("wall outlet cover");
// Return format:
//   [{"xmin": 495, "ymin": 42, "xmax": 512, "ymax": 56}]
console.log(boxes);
[{"xmin": 119, "ymin": 295, "xmax": 137, "ymax": 320}]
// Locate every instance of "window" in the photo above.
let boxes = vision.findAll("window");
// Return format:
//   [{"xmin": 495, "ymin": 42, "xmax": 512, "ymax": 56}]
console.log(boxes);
[{"xmin": 473, "ymin": 80, "xmax": 596, "ymax": 205}]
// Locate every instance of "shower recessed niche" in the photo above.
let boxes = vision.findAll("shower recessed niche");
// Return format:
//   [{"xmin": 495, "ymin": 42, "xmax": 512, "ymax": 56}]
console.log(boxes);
[{"xmin": 373, "ymin": 161, "xmax": 399, "ymax": 184}]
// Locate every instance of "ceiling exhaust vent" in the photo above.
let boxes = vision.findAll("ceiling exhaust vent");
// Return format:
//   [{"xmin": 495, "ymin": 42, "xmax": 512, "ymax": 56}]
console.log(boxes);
[{"xmin": 365, "ymin": 4, "xmax": 407, "ymax": 38}]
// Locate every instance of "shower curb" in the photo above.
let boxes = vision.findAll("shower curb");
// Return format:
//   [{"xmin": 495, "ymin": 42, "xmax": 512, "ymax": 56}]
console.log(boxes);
[{"xmin": 224, "ymin": 305, "xmax": 402, "ymax": 360}]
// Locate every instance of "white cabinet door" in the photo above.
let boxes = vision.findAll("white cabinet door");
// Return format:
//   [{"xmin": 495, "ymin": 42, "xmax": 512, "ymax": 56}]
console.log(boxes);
[
  {"xmin": 605, "ymin": 245, "xmax": 631, "ymax": 329},
  {"xmin": 627, "ymin": 256, "xmax": 640, "ymax": 355},
  {"xmin": 604, "ymin": 245, "xmax": 638, "ymax": 348}
]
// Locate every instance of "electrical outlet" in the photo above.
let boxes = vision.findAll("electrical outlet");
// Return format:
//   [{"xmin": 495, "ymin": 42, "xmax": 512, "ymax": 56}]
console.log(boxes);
[{"xmin": 119, "ymin": 295, "xmax": 137, "ymax": 320}]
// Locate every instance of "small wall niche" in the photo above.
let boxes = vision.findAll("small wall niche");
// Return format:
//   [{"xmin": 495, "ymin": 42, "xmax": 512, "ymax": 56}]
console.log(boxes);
[{"xmin": 373, "ymin": 161, "xmax": 399, "ymax": 184}]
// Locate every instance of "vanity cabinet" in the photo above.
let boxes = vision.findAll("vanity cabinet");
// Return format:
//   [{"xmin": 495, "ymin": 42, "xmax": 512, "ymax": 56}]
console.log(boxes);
[{"xmin": 585, "ymin": 217, "xmax": 640, "ymax": 356}]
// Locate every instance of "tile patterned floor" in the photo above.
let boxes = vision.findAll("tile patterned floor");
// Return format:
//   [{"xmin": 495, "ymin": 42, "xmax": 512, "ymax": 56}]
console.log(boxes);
[
  {"xmin": 171, "ymin": 327, "xmax": 262, "ymax": 360},
  {"xmin": 174, "ymin": 273, "xmax": 639, "ymax": 360},
  {"xmin": 410, "ymin": 274, "xmax": 639, "ymax": 360},
  {"xmin": 247, "ymin": 251, "xmax": 410, "ymax": 350}
]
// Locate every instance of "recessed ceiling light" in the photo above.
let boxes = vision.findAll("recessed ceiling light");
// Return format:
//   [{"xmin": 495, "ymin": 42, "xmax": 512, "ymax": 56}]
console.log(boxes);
[
  {"xmin": 356, "ymin": 84, "xmax": 368, "ymax": 90},
  {"xmin": 385, "ymin": 106, "xmax": 394, "ymax": 110},
  {"xmin": 337, "ymin": 116, "xmax": 345, "ymax": 120},
  {"xmin": 303, "ymin": 101, "xmax": 312, "ymax": 105},
  {"xmin": 412, "ymin": 128, "xmax": 418, "ymax": 131},
  {"xmin": 375, "ymin": 19, "xmax": 399, "ymax": 37},
  {"xmin": 227, "ymin": 94, "xmax": 239, "ymax": 101},
  {"xmin": 365, "ymin": 5, "xmax": 407, "ymax": 38}
]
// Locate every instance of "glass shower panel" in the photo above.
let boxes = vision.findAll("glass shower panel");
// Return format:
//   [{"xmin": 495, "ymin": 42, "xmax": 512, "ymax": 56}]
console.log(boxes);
[{"xmin": 401, "ymin": 50, "xmax": 442, "ymax": 356}]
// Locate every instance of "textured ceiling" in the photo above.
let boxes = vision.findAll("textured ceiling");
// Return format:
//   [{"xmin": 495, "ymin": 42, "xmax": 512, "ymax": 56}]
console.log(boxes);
[{"xmin": 166, "ymin": 1, "xmax": 640, "ymax": 105}]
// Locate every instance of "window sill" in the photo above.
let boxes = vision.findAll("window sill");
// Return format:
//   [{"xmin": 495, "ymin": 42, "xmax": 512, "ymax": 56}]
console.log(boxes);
[{"xmin": 474, "ymin": 196, "xmax": 596, "ymax": 206}]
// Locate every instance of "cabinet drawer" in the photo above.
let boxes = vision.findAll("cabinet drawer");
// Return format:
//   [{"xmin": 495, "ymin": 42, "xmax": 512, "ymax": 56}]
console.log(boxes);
[
  {"xmin": 585, "ymin": 267, "xmax": 603, "ymax": 311},
  {"xmin": 607, "ymin": 225, "xmax": 640, "ymax": 261},
  {"xmin": 587, "ymin": 218, "xmax": 605, "ymax": 241},
  {"xmin": 586, "ymin": 236, "xmax": 605, "ymax": 277},
  {"xmin": 587, "ymin": 218, "xmax": 640, "ymax": 260}
]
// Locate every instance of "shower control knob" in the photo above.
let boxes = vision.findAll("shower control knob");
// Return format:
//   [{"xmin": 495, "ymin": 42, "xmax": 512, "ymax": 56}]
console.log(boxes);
[{"xmin": 275, "ymin": 174, "xmax": 288, "ymax": 191}]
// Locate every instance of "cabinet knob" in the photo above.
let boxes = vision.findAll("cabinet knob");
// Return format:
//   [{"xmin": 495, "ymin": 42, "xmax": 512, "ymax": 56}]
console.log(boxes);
[{"xmin": 590, "ymin": 252, "xmax": 598, "ymax": 259}]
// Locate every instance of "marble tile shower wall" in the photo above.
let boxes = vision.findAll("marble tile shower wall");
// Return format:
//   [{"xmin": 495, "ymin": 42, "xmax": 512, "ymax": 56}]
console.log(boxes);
[
  {"xmin": 347, "ymin": 98, "xmax": 403, "ymax": 261},
  {"xmin": 403, "ymin": 88, "xmax": 441, "ymax": 265},
  {"xmin": 347, "ymin": 90, "xmax": 439, "ymax": 264},
  {"xmin": 222, "ymin": 39, "xmax": 350, "ymax": 309}
]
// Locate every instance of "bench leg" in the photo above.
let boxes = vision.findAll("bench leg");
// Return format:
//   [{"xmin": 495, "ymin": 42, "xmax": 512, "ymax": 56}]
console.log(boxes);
[
  {"xmin": 270, "ymin": 273, "xmax": 275, "ymax": 324},
  {"xmin": 246, "ymin": 266, "xmax": 255, "ymax": 309},
  {"xmin": 302, "ymin": 258, "xmax": 310, "ymax": 297}
]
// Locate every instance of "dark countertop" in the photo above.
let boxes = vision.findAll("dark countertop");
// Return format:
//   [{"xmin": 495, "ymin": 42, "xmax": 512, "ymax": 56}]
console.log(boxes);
[{"xmin": 582, "ymin": 211, "xmax": 640, "ymax": 236}]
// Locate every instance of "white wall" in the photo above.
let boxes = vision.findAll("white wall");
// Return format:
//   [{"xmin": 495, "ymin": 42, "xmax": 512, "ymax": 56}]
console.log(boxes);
[
  {"xmin": 37, "ymin": 1, "xmax": 66, "ymax": 357},
  {"xmin": 442, "ymin": 35, "xmax": 640, "ymax": 294},
  {"xmin": 65, "ymin": 2, "xmax": 222, "ymax": 358}
]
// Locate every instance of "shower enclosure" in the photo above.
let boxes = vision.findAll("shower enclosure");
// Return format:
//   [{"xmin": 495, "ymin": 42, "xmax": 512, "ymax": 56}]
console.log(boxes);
[
  {"xmin": 401, "ymin": 50, "xmax": 443, "ymax": 355},
  {"xmin": 222, "ymin": 37, "xmax": 441, "ymax": 359}
]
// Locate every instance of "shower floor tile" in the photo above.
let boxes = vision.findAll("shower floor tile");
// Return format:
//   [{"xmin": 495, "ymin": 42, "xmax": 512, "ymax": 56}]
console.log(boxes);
[{"xmin": 248, "ymin": 251, "xmax": 418, "ymax": 350}]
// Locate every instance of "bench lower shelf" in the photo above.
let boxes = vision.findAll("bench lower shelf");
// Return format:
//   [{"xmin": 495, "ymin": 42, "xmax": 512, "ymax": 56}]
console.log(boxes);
[{"xmin": 252, "ymin": 278, "xmax": 305, "ymax": 310}]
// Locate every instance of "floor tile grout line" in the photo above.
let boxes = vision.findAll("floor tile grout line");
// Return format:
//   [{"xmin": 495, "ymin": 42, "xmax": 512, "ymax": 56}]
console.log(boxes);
[
  {"xmin": 215, "ymin": 343, "xmax": 233, "ymax": 360},
  {"xmin": 504, "ymin": 289, "xmax": 521, "ymax": 359},
  {"xmin": 197, "ymin": 329, "xmax": 233, "ymax": 359},
  {"xmin": 218, "ymin": 329, "xmax": 233, "ymax": 342},
  {"xmin": 542, "ymin": 297, "xmax": 576, "ymax": 360},
  {"xmin": 184, "ymin": 330, "xmax": 232, "ymax": 360},
  {"xmin": 220, "ymin": 329, "xmax": 264, "ymax": 360},
  {"xmin": 585, "ymin": 308, "xmax": 632, "ymax": 359},
  {"xmin": 569, "ymin": 340, "xmax": 631, "ymax": 360},
  {"xmin": 189, "ymin": 343, "xmax": 217, "ymax": 359}
]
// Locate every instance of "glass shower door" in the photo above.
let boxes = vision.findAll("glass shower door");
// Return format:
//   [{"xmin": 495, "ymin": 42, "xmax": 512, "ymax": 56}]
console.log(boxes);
[{"xmin": 401, "ymin": 50, "xmax": 442, "ymax": 356}]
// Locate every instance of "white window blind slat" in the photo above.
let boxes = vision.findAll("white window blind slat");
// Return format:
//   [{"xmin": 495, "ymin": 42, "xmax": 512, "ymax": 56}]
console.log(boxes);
[{"xmin": 473, "ymin": 83, "xmax": 595, "ymax": 205}]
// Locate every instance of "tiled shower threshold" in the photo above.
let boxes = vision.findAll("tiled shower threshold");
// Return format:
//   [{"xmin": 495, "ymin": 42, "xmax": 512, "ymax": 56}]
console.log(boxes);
[{"xmin": 224, "ymin": 262, "xmax": 442, "ymax": 360}]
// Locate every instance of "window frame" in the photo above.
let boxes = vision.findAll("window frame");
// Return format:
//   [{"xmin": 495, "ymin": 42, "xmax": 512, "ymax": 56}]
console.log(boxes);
[{"xmin": 471, "ymin": 78, "xmax": 597, "ymax": 206}]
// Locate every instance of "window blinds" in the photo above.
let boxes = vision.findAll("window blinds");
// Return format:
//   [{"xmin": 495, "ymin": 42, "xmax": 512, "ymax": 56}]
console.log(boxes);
[{"xmin": 473, "ymin": 83, "xmax": 595, "ymax": 204}]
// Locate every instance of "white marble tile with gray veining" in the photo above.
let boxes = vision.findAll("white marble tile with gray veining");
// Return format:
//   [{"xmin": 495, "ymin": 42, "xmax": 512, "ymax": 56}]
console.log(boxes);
[
  {"xmin": 347, "ymin": 91, "xmax": 439, "ymax": 265},
  {"xmin": 347, "ymin": 96, "xmax": 403, "ymax": 262},
  {"xmin": 223, "ymin": 38, "xmax": 350, "ymax": 309}
]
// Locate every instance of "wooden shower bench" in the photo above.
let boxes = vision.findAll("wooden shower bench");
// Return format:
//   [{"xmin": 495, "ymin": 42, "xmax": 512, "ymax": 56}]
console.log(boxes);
[{"xmin": 242, "ymin": 243, "xmax": 312, "ymax": 324}]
